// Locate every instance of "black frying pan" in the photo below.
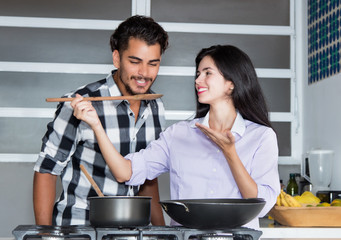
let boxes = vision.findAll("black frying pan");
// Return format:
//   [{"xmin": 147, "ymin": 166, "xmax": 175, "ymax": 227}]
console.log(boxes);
[
  {"xmin": 89, "ymin": 196, "xmax": 151, "ymax": 227},
  {"xmin": 160, "ymin": 198, "xmax": 266, "ymax": 229}
]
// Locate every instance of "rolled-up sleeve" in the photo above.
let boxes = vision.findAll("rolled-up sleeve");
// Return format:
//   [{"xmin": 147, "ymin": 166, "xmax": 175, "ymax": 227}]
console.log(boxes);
[
  {"xmin": 34, "ymin": 102, "xmax": 80, "ymax": 175},
  {"xmin": 125, "ymin": 126, "xmax": 172, "ymax": 186}
]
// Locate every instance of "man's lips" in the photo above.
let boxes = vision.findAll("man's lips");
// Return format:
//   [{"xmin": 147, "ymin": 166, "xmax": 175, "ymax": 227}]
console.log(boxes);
[
  {"xmin": 133, "ymin": 76, "xmax": 152, "ymax": 87},
  {"xmin": 136, "ymin": 79, "xmax": 147, "ymax": 86}
]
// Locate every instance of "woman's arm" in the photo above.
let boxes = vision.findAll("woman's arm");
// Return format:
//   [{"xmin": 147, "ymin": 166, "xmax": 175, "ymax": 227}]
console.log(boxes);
[
  {"xmin": 195, "ymin": 122, "xmax": 257, "ymax": 198},
  {"xmin": 71, "ymin": 94, "xmax": 132, "ymax": 182}
]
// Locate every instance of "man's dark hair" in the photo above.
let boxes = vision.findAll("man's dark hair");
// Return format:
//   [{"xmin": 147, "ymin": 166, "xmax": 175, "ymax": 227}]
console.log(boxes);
[{"xmin": 110, "ymin": 15, "xmax": 169, "ymax": 54}]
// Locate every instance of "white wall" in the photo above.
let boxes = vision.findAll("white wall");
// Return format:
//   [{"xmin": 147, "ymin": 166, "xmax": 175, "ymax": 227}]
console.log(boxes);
[
  {"xmin": 303, "ymin": 73, "xmax": 341, "ymax": 190},
  {"xmin": 299, "ymin": 0, "xmax": 340, "ymax": 191}
]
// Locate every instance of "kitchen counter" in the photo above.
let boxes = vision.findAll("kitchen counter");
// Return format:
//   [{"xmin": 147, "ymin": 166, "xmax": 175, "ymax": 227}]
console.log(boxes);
[
  {"xmin": 3, "ymin": 220, "xmax": 341, "ymax": 240},
  {"xmin": 3, "ymin": 226, "xmax": 341, "ymax": 240},
  {"xmin": 259, "ymin": 217, "xmax": 341, "ymax": 239}
]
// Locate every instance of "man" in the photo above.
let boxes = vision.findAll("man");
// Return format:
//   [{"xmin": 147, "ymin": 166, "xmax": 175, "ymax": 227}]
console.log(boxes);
[{"xmin": 33, "ymin": 15, "xmax": 169, "ymax": 226}]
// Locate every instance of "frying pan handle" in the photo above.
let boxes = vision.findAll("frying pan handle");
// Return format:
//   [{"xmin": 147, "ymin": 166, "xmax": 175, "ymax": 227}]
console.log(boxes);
[{"xmin": 161, "ymin": 202, "xmax": 190, "ymax": 212}]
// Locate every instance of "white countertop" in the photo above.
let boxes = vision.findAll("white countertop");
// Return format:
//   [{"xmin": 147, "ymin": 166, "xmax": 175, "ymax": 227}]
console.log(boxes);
[
  {"xmin": 260, "ymin": 227, "xmax": 341, "ymax": 239},
  {"xmin": 259, "ymin": 218, "xmax": 341, "ymax": 239}
]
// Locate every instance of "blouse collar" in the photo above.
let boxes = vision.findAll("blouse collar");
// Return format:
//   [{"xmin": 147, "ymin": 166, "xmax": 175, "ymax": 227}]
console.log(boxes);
[{"xmin": 193, "ymin": 111, "xmax": 246, "ymax": 137}]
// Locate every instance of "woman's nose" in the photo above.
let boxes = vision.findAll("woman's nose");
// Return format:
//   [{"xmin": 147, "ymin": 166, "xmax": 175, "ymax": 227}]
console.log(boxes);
[{"xmin": 195, "ymin": 75, "xmax": 202, "ymax": 84}]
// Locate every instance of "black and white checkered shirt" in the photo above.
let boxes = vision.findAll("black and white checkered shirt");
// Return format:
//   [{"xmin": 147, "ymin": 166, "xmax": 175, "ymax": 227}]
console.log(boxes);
[{"xmin": 34, "ymin": 70, "xmax": 165, "ymax": 225}]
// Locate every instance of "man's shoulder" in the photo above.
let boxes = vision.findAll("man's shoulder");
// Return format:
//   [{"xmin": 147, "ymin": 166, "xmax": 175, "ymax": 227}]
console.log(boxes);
[
  {"xmin": 63, "ymin": 78, "xmax": 108, "ymax": 98},
  {"xmin": 74, "ymin": 78, "xmax": 107, "ymax": 97}
]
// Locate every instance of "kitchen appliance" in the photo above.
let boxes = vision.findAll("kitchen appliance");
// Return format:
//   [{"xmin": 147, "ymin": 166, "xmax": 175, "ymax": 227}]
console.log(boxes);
[
  {"xmin": 316, "ymin": 190, "xmax": 341, "ymax": 203},
  {"xmin": 302, "ymin": 149, "xmax": 334, "ymax": 194},
  {"xmin": 12, "ymin": 225, "xmax": 96, "ymax": 240},
  {"xmin": 160, "ymin": 198, "xmax": 265, "ymax": 229},
  {"xmin": 297, "ymin": 176, "xmax": 312, "ymax": 195},
  {"xmin": 89, "ymin": 196, "xmax": 151, "ymax": 227},
  {"xmin": 12, "ymin": 225, "xmax": 262, "ymax": 240},
  {"xmin": 79, "ymin": 165, "xmax": 152, "ymax": 228}
]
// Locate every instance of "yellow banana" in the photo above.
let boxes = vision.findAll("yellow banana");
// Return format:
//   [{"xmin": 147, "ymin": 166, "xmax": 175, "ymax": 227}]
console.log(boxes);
[
  {"xmin": 276, "ymin": 193, "xmax": 281, "ymax": 206},
  {"xmin": 280, "ymin": 191, "xmax": 289, "ymax": 207},
  {"xmin": 283, "ymin": 191, "xmax": 302, "ymax": 207}
]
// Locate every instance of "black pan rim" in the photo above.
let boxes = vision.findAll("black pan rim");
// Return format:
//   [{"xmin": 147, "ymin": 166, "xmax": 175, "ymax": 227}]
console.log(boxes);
[
  {"xmin": 159, "ymin": 198, "xmax": 265, "ymax": 204},
  {"xmin": 88, "ymin": 196, "xmax": 152, "ymax": 200}
]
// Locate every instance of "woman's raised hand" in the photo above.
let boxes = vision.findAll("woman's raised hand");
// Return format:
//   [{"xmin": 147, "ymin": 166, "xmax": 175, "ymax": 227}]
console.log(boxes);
[
  {"xmin": 195, "ymin": 122, "xmax": 236, "ymax": 158},
  {"xmin": 70, "ymin": 94, "xmax": 101, "ymax": 129}
]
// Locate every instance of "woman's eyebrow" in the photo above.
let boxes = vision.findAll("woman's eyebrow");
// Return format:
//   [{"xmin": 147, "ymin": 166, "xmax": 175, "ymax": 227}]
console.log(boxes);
[{"xmin": 199, "ymin": 67, "xmax": 214, "ymax": 71}]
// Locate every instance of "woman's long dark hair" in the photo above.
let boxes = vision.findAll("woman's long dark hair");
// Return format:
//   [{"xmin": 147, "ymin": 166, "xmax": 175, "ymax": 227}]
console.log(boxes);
[{"xmin": 194, "ymin": 45, "xmax": 272, "ymax": 128}]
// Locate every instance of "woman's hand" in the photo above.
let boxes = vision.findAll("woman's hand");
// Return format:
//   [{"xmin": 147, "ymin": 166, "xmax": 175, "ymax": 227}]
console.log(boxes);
[
  {"xmin": 70, "ymin": 94, "xmax": 101, "ymax": 129},
  {"xmin": 195, "ymin": 122, "xmax": 258, "ymax": 198},
  {"xmin": 195, "ymin": 122, "xmax": 236, "ymax": 159}
]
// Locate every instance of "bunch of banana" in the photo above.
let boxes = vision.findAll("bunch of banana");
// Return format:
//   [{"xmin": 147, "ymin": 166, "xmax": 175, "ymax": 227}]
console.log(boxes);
[
  {"xmin": 276, "ymin": 190, "xmax": 302, "ymax": 207},
  {"xmin": 294, "ymin": 191, "xmax": 321, "ymax": 205}
]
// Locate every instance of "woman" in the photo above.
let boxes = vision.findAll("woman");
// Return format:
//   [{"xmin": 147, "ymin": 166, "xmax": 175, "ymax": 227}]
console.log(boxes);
[{"xmin": 71, "ymin": 45, "xmax": 280, "ymax": 229}]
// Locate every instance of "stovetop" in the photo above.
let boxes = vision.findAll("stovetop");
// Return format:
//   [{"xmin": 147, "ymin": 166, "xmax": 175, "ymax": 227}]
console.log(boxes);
[
  {"xmin": 12, "ymin": 225, "xmax": 96, "ymax": 240},
  {"xmin": 12, "ymin": 225, "xmax": 262, "ymax": 240}
]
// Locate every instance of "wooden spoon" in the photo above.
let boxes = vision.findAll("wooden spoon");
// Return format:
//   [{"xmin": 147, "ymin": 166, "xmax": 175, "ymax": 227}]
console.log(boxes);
[
  {"xmin": 80, "ymin": 164, "xmax": 104, "ymax": 197},
  {"xmin": 46, "ymin": 94, "xmax": 163, "ymax": 102}
]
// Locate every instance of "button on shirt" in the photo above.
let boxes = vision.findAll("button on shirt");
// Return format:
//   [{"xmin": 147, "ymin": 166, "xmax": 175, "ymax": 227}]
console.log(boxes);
[
  {"xmin": 34, "ymin": 71, "xmax": 165, "ymax": 225},
  {"xmin": 126, "ymin": 112, "xmax": 280, "ymax": 229}
]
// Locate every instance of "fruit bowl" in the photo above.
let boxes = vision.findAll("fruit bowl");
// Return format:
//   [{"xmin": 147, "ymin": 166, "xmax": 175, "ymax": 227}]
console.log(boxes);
[{"xmin": 269, "ymin": 205, "xmax": 341, "ymax": 227}]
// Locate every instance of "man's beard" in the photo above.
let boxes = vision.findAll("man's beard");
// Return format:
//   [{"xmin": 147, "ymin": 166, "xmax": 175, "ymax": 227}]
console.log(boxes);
[{"xmin": 120, "ymin": 75, "xmax": 154, "ymax": 95}]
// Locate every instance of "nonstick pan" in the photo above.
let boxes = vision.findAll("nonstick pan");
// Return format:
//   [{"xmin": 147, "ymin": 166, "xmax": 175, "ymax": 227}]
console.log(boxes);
[
  {"xmin": 160, "ymin": 198, "xmax": 266, "ymax": 229},
  {"xmin": 81, "ymin": 165, "xmax": 151, "ymax": 227},
  {"xmin": 89, "ymin": 196, "xmax": 151, "ymax": 227}
]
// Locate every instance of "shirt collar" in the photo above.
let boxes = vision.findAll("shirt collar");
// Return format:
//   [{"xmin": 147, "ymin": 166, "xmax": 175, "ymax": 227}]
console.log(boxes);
[
  {"xmin": 106, "ymin": 70, "xmax": 122, "ymax": 107},
  {"xmin": 193, "ymin": 111, "xmax": 246, "ymax": 137},
  {"xmin": 231, "ymin": 112, "xmax": 246, "ymax": 137}
]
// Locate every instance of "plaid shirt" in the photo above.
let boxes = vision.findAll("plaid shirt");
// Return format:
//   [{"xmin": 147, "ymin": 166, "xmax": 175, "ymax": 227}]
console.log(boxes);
[{"xmin": 34, "ymin": 70, "xmax": 165, "ymax": 225}]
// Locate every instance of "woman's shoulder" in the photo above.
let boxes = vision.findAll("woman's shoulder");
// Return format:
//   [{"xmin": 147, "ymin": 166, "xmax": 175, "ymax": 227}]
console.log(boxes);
[
  {"xmin": 161, "ymin": 118, "xmax": 200, "ymax": 138},
  {"xmin": 244, "ymin": 120, "xmax": 276, "ymax": 138},
  {"xmin": 166, "ymin": 118, "xmax": 199, "ymax": 130}
]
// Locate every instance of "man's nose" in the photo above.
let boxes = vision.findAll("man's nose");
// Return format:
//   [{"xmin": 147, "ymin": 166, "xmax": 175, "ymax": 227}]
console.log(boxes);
[{"xmin": 138, "ymin": 64, "xmax": 148, "ymax": 76}]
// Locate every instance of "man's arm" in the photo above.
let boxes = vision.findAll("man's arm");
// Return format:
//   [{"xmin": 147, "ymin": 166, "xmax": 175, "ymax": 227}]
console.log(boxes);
[
  {"xmin": 33, "ymin": 172, "xmax": 57, "ymax": 225},
  {"xmin": 138, "ymin": 179, "xmax": 165, "ymax": 226}
]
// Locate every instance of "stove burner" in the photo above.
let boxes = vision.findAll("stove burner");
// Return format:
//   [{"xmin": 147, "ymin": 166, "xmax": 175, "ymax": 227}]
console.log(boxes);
[
  {"xmin": 12, "ymin": 225, "xmax": 261, "ymax": 240},
  {"xmin": 12, "ymin": 225, "xmax": 96, "ymax": 240},
  {"xmin": 95, "ymin": 226, "xmax": 261, "ymax": 240}
]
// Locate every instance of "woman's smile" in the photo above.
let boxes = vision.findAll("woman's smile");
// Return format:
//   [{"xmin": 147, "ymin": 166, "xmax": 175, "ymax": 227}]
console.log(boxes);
[{"xmin": 197, "ymin": 86, "xmax": 208, "ymax": 94}]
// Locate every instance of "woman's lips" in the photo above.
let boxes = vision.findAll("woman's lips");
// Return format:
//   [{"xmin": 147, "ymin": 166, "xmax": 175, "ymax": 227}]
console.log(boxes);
[{"xmin": 197, "ymin": 87, "xmax": 208, "ymax": 94}]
